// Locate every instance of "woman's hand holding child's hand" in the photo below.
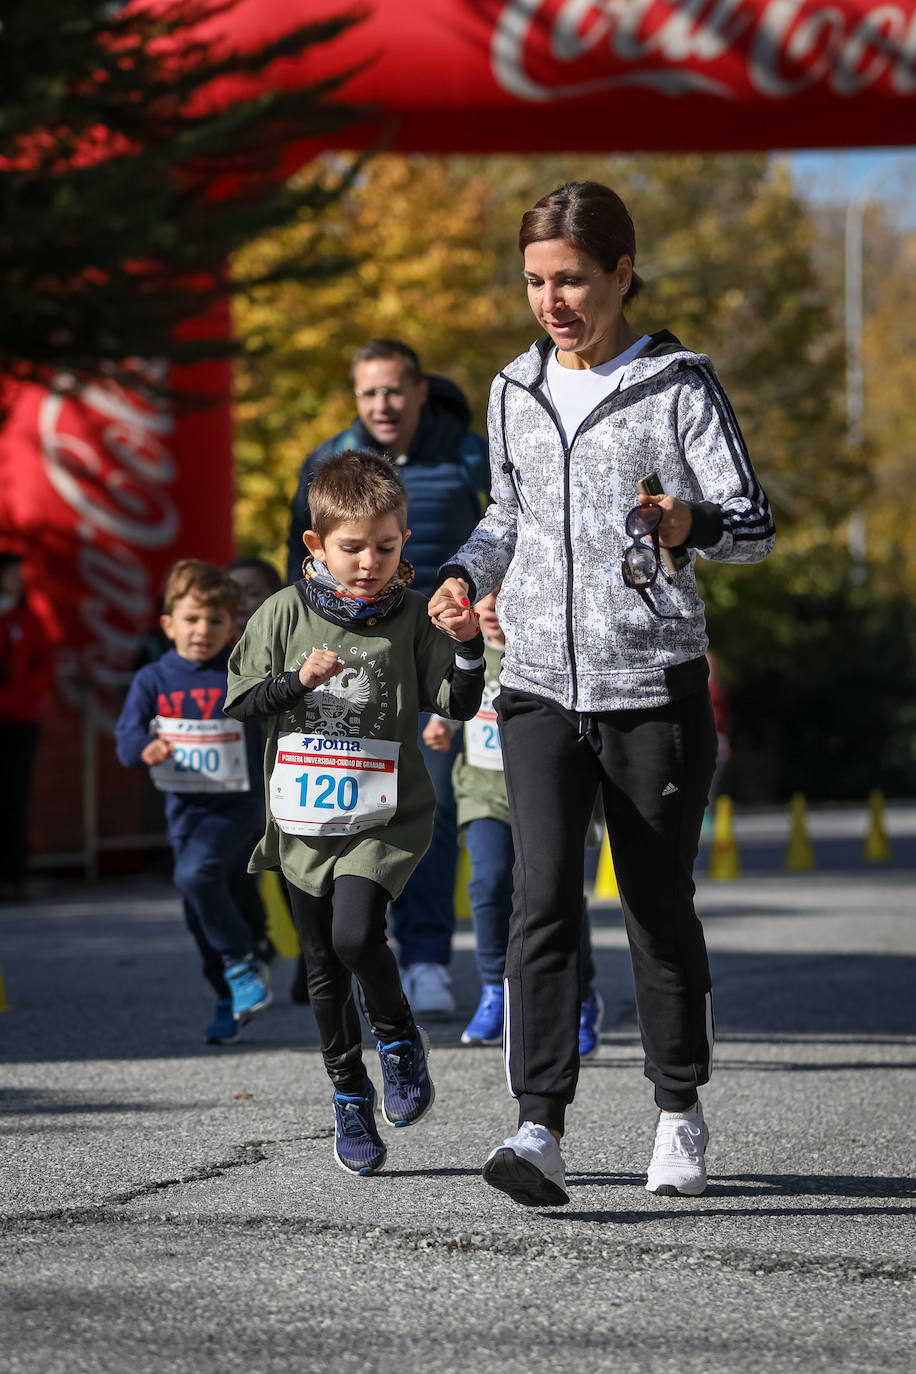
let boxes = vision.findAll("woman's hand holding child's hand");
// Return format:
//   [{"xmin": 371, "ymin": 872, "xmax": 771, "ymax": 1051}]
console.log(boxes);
[
  {"xmin": 428, "ymin": 577, "xmax": 480, "ymax": 642},
  {"xmin": 299, "ymin": 650, "xmax": 344, "ymax": 689},
  {"xmin": 422, "ymin": 717, "xmax": 455, "ymax": 752},
  {"xmin": 141, "ymin": 738, "xmax": 173, "ymax": 766}
]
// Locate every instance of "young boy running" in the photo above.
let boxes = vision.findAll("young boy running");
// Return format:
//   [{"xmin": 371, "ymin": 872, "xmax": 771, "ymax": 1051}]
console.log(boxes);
[
  {"xmin": 224, "ymin": 451, "xmax": 484, "ymax": 1177},
  {"xmin": 116, "ymin": 560, "xmax": 271, "ymax": 1042},
  {"xmin": 424, "ymin": 590, "xmax": 604, "ymax": 1053}
]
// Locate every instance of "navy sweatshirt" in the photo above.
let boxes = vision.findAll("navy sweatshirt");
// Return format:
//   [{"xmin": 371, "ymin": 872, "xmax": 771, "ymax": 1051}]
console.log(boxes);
[{"xmin": 116, "ymin": 647, "xmax": 264, "ymax": 842}]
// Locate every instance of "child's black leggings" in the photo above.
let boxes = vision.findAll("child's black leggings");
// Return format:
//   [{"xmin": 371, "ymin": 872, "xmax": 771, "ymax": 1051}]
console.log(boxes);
[{"xmin": 286, "ymin": 875, "xmax": 413, "ymax": 1093}]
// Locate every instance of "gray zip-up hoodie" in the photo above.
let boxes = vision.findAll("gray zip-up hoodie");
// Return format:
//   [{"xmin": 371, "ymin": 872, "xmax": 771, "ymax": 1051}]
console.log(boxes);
[{"xmin": 444, "ymin": 332, "xmax": 775, "ymax": 713}]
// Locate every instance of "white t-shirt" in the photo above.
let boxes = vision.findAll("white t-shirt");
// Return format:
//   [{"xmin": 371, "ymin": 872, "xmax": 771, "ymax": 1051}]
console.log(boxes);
[{"xmin": 542, "ymin": 335, "xmax": 650, "ymax": 447}]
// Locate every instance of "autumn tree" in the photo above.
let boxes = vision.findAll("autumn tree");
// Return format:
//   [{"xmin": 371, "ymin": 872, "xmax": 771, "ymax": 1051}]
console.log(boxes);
[{"xmin": 233, "ymin": 152, "xmax": 848, "ymax": 555}]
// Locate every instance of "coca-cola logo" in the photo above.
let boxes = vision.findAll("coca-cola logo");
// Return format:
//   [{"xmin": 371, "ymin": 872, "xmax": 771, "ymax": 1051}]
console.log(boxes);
[
  {"xmin": 492, "ymin": 0, "xmax": 916, "ymax": 101},
  {"xmin": 39, "ymin": 374, "xmax": 180, "ymax": 719}
]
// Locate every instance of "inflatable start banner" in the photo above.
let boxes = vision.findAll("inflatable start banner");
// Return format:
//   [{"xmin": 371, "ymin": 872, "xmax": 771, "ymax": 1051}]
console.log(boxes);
[
  {"xmin": 223, "ymin": 0, "xmax": 916, "ymax": 155},
  {"xmin": 0, "ymin": 365, "xmax": 233, "ymax": 714},
  {"xmin": 0, "ymin": 359, "xmax": 233, "ymax": 862}
]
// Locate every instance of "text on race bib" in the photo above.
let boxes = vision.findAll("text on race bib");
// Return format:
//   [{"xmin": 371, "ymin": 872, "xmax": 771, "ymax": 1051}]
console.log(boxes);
[
  {"xmin": 150, "ymin": 716, "xmax": 250, "ymax": 793},
  {"xmin": 270, "ymin": 733, "xmax": 400, "ymax": 836}
]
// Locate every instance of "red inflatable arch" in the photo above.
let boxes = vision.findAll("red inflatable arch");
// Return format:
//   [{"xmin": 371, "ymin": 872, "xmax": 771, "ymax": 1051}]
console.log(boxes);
[{"xmin": 221, "ymin": 0, "xmax": 916, "ymax": 155}]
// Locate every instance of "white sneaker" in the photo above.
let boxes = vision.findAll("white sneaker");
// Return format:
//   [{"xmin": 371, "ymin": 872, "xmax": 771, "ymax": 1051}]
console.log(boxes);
[
  {"xmin": 645, "ymin": 1102, "xmax": 709, "ymax": 1196},
  {"xmin": 404, "ymin": 962, "xmax": 455, "ymax": 1018},
  {"xmin": 482, "ymin": 1122, "xmax": 569, "ymax": 1207}
]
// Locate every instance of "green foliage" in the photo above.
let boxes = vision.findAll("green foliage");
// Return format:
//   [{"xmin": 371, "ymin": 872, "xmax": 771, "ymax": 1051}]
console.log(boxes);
[
  {"xmin": 0, "ymin": 0, "xmax": 370, "ymax": 399},
  {"xmin": 701, "ymin": 552, "xmax": 916, "ymax": 801}
]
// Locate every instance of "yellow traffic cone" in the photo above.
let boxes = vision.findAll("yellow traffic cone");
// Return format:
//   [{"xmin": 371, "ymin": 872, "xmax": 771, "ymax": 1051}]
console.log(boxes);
[
  {"xmin": 864, "ymin": 789, "xmax": 891, "ymax": 863},
  {"xmin": 784, "ymin": 793, "xmax": 815, "ymax": 871},
  {"xmin": 0, "ymin": 963, "xmax": 8, "ymax": 1012},
  {"xmin": 454, "ymin": 840, "xmax": 473, "ymax": 920},
  {"xmin": 709, "ymin": 795, "xmax": 741, "ymax": 880},
  {"xmin": 594, "ymin": 828, "xmax": 620, "ymax": 900},
  {"xmin": 259, "ymin": 870, "xmax": 299, "ymax": 958}
]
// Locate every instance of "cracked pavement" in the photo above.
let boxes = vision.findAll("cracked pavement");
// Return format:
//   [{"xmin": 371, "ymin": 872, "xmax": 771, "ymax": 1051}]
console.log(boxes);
[{"xmin": 1, "ymin": 814, "xmax": 915, "ymax": 1373}]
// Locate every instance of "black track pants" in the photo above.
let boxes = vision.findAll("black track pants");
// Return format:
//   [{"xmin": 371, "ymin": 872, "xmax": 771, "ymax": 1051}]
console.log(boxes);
[
  {"xmin": 497, "ymin": 686, "xmax": 718, "ymax": 1134},
  {"xmin": 286, "ymin": 875, "xmax": 413, "ymax": 1093}
]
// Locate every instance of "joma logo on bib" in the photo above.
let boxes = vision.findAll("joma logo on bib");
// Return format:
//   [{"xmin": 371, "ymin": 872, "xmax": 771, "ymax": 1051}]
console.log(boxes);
[{"xmin": 300, "ymin": 737, "xmax": 364, "ymax": 753}]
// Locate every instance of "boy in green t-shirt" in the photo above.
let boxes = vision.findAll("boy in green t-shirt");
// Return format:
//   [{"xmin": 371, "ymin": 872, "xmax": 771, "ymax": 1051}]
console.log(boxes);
[
  {"xmin": 424, "ymin": 590, "xmax": 603, "ymax": 1053},
  {"xmin": 225, "ymin": 451, "xmax": 484, "ymax": 1178}
]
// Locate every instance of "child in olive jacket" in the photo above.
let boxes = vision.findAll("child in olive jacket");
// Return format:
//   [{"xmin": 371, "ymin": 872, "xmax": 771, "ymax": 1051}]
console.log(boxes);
[{"xmin": 225, "ymin": 451, "xmax": 483, "ymax": 1177}]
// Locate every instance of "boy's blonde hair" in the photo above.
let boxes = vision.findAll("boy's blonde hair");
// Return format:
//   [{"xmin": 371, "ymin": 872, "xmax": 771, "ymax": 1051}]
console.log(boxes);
[
  {"xmin": 162, "ymin": 559, "xmax": 240, "ymax": 618},
  {"xmin": 307, "ymin": 451, "xmax": 408, "ymax": 541}
]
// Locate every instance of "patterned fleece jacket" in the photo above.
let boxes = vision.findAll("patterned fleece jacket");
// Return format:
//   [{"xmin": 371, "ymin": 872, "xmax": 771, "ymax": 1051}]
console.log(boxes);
[{"xmin": 442, "ymin": 332, "xmax": 776, "ymax": 713}]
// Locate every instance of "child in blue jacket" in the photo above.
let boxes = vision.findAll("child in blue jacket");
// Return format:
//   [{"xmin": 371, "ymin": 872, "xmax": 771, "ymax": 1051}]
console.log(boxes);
[{"xmin": 116, "ymin": 559, "xmax": 269, "ymax": 1042}]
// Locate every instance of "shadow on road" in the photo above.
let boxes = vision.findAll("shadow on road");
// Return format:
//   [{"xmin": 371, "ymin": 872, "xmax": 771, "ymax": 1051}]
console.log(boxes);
[{"xmin": 2, "ymin": 895, "xmax": 914, "ymax": 1061}]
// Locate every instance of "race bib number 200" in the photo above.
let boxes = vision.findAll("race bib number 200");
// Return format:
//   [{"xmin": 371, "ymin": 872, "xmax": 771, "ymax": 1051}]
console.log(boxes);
[
  {"xmin": 150, "ymin": 716, "xmax": 251, "ymax": 793},
  {"xmin": 270, "ymin": 734, "xmax": 400, "ymax": 836}
]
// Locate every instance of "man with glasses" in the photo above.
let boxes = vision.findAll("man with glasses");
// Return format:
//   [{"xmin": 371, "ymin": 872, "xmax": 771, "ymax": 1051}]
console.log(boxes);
[{"xmin": 286, "ymin": 339, "xmax": 488, "ymax": 1017}]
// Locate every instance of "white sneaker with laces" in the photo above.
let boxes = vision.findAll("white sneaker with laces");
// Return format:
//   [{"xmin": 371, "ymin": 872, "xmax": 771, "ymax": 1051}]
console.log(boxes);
[
  {"xmin": 645, "ymin": 1102, "xmax": 709, "ymax": 1196},
  {"xmin": 482, "ymin": 1121, "xmax": 569, "ymax": 1207},
  {"xmin": 404, "ymin": 962, "xmax": 455, "ymax": 1018}
]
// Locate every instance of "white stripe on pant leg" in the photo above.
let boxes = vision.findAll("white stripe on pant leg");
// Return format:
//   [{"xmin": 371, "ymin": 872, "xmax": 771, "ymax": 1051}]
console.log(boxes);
[
  {"xmin": 705, "ymin": 991, "xmax": 715, "ymax": 1077},
  {"xmin": 503, "ymin": 976, "xmax": 517, "ymax": 1098}
]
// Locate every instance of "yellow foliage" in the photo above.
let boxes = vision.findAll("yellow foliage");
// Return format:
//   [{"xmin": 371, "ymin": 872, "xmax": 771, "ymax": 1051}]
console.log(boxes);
[{"xmin": 231, "ymin": 153, "xmax": 845, "ymax": 566}]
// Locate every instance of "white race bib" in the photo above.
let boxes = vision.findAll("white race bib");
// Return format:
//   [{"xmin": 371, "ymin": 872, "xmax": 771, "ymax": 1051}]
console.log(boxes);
[
  {"xmin": 465, "ymin": 707, "xmax": 503, "ymax": 771},
  {"xmin": 151, "ymin": 716, "xmax": 250, "ymax": 793},
  {"xmin": 270, "ymin": 733, "xmax": 400, "ymax": 836}
]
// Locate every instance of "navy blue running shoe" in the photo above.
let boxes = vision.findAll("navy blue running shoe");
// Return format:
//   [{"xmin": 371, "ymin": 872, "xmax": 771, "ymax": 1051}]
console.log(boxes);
[
  {"xmin": 377, "ymin": 1026, "xmax": 435, "ymax": 1127},
  {"xmin": 333, "ymin": 1080, "xmax": 387, "ymax": 1176},
  {"xmin": 205, "ymin": 998, "xmax": 238, "ymax": 1043}
]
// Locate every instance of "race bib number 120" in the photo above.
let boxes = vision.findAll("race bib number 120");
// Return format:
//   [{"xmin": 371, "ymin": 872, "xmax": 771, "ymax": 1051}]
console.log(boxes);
[{"xmin": 270, "ymin": 734, "xmax": 400, "ymax": 836}]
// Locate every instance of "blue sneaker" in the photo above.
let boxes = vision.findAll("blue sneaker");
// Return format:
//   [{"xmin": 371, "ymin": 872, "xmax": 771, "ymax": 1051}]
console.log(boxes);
[
  {"xmin": 333, "ymin": 1080, "xmax": 387, "ymax": 1176},
  {"xmin": 377, "ymin": 1025, "xmax": 435, "ymax": 1127},
  {"xmin": 578, "ymin": 985, "xmax": 604, "ymax": 1059},
  {"xmin": 461, "ymin": 984, "xmax": 505, "ymax": 1045},
  {"xmin": 205, "ymin": 998, "xmax": 238, "ymax": 1043},
  {"xmin": 225, "ymin": 957, "xmax": 272, "ymax": 1021}
]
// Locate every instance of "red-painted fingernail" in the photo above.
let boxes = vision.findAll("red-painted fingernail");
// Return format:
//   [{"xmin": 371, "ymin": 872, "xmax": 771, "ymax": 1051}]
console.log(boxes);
[{"xmin": 461, "ymin": 598, "xmax": 469, "ymax": 606}]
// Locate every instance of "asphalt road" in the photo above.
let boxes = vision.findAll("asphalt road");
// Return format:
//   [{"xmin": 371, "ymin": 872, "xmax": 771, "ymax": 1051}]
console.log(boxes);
[{"xmin": 1, "ymin": 808, "xmax": 914, "ymax": 1373}]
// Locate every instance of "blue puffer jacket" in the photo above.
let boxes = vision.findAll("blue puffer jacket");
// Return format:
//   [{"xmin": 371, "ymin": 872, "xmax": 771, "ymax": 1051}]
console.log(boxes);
[{"xmin": 285, "ymin": 375, "xmax": 488, "ymax": 597}]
